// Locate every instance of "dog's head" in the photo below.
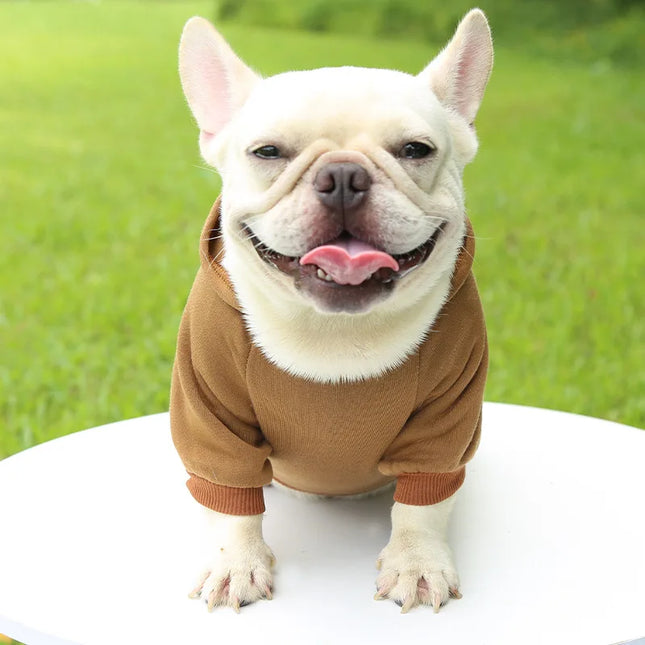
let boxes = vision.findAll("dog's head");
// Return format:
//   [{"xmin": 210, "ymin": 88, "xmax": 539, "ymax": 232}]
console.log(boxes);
[{"xmin": 179, "ymin": 11, "xmax": 492, "ymax": 316}]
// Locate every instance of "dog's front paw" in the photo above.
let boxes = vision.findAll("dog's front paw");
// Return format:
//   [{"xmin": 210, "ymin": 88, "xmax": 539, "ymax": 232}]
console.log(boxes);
[
  {"xmin": 189, "ymin": 540, "xmax": 275, "ymax": 613},
  {"xmin": 375, "ymin": 531, "xmax": 461, "ymax": 614}
]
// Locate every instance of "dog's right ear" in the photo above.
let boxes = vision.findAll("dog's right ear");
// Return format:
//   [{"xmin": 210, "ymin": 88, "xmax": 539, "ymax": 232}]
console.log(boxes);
[{"xmin": 179, "ymin": 17, "xmax": 260, "ymax": 158}]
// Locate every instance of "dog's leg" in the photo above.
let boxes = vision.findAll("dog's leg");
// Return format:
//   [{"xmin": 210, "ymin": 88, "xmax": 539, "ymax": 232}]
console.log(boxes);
[
  {"xmin": 375, "ymin": 494, "xmax": 460, "ymax": 613},
  {"xmin": 189, "ymin": 508, "xmax": 275, "ymax": 612}
]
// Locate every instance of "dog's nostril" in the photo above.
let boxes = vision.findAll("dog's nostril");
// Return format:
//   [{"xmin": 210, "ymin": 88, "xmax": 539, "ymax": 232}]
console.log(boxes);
[
  {"xmin": 314, "ymin": 168, "xmax": 336, "ymax": 193},
  {"xmin": 314, "ymin": 163, "xmax": 371, "ymax": 211},
  {"xmin": 348, "ymin": 166, "xmax": 370, "ymax": 192}
]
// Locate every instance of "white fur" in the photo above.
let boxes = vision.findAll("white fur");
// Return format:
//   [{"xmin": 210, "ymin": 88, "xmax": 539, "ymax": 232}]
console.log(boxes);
[
  {"xmin": 189, "ymin": 509, "xmax": 274, "ymax": 612},
  {"xmin": 179, "ymin": 9, "xmax": 492, "ymax": 612},
  {"xmin": 376, "ymin": 496, "xmax": 460, "ymax": 613}
]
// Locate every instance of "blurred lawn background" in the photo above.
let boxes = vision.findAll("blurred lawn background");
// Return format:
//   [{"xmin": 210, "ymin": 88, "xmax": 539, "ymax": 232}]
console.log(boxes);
[{"xmin": 1, "ymin": 0, "xmax": 643, "ymax": 465}]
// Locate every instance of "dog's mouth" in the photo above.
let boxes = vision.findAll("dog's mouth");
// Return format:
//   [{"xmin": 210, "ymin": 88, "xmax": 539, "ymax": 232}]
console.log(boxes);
[{"xmin": 245, "ymin": 225, "xmax": 446, "ymax": 312}]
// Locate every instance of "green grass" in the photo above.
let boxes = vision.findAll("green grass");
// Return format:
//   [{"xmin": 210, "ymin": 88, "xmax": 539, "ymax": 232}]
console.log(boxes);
[
  {"xmin": 0, "ymin": 1, "xmax": 643, "ymax": 461},
  {"xmin": 215, "ymin": 0, "xmax": 645, "ymax": 67}
]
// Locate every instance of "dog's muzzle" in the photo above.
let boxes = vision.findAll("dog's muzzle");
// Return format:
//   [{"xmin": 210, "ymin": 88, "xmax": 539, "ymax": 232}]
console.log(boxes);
[{"xmin": 246, "ymin": 161, "xmax": 446, "ymax": 313}]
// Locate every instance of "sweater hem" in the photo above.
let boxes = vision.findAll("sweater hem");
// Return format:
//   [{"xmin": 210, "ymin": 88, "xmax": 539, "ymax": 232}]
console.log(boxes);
[{"xmin": 273, "ymin": 475, "xmax": 395, "ymax": 498}]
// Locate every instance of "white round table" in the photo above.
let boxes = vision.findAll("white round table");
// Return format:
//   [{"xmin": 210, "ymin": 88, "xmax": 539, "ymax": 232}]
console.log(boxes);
[{"xmin": 0, "ymin": 403, "xmax": 643, "ymax": 645}]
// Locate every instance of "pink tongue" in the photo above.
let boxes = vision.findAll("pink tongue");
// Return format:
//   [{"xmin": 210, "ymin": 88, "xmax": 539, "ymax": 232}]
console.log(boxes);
[{"xmin": 300, "ymin": 237, "xmax": 399, "ymax": 286}]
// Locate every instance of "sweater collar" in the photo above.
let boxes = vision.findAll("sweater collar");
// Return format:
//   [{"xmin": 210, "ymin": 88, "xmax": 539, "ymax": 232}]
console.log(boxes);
[
  {"xmin": 200, "ymin": 197, "xmax": 240, "ymax": 310},
  {"xmin": 200, "ymin": 197, "xmax": 475, "ymax": 309},
  {"xmin": 451, "ymin": 218, "xmax": 476, "ymax": 300}
]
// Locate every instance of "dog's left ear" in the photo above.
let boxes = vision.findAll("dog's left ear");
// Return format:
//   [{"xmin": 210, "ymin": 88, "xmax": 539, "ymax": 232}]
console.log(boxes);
[{"xmin": 419, "ymin": 9, "xmax": 493, "ymax": 124}]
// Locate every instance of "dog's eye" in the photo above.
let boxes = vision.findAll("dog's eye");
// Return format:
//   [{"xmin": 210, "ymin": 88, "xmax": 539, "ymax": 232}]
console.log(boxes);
[
  {"xmin": 253, "ymin": 145, "xmax": 282, "ymax": 160},
  {"xmin": 400, "ymin": 142, "xmax": 435, "ymax": 159}
]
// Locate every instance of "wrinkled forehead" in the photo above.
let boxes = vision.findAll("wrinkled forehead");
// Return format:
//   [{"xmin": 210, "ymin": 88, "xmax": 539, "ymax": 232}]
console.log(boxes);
[{"xmin": 236, "ymin": 66, "xmax": 447, "ymax": 146}]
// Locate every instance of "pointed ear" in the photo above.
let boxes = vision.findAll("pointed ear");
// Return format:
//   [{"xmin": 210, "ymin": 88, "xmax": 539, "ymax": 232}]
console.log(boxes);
[
  {"xmin": 419, "ymin": 9, "xmax": 493, "ymax": 124},
  {"xmin": 178, "ymin": 17, "xmax": 260, "ymax": 143}
]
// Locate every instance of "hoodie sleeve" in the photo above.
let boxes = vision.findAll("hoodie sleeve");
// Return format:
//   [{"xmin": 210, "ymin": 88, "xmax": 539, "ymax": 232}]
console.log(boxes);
[
  {"xmin": 170, "ymin": 267, "xmax": 273, "ymax": 515},
  {"xmin": 378, "ymin": 272, "xmax": 488, "ymax": 505}
]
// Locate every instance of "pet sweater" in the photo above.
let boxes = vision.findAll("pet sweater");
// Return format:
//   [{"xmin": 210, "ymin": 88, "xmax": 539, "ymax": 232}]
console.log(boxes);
[{"xmin": 170, "ymin": 199, "xmax": 488, "ymax": 516}]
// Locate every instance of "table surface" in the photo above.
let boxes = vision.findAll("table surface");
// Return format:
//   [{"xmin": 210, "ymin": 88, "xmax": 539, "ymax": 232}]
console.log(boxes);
[{"xmin": 0, "ymin": 403, "xmax": 643, "ymax": 645}]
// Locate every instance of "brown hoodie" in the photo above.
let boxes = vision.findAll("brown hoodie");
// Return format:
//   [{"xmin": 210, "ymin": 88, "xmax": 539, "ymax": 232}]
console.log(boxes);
[{"xmin": 170, "ymin": 200, "xmax": 488, "ymax": 515}]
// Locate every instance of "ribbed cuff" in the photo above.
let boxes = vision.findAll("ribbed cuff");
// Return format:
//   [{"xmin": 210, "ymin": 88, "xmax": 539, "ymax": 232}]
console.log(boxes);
[
  {"xmin": 394, "ymin": 468, "xmax": 466, "ymax": 506},
  {"xmin": 186, "ymin": 474, "xmax": 265, "ymax": 515}
]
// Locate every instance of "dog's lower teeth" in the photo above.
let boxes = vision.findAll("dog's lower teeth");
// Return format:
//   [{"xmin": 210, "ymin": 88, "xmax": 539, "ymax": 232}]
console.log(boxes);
[{"xmin": 317, "ymin": 268, "xmax": 334, "ymax": 282}]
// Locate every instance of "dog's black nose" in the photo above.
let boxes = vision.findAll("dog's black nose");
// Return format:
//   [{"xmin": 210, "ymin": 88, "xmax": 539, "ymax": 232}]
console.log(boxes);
[{"xmin": 314, "ymin": 162, "xmax": 371, "ymax": 213}]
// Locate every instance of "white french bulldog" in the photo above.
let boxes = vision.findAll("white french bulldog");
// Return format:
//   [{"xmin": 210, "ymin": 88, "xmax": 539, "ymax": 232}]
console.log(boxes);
[{"xmin": 175, "ymin": 9, "xmax": 493, "ymax": 614}]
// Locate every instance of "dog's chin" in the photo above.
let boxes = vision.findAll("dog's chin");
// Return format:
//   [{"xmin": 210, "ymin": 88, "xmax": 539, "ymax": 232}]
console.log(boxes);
[
  {"xmin": 296, "ymin": 266, "xmax": 396, "ymax": 314},
  {"xmin": 245, "ymin": 226, "xmax": 445, "ymax": 314}
]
